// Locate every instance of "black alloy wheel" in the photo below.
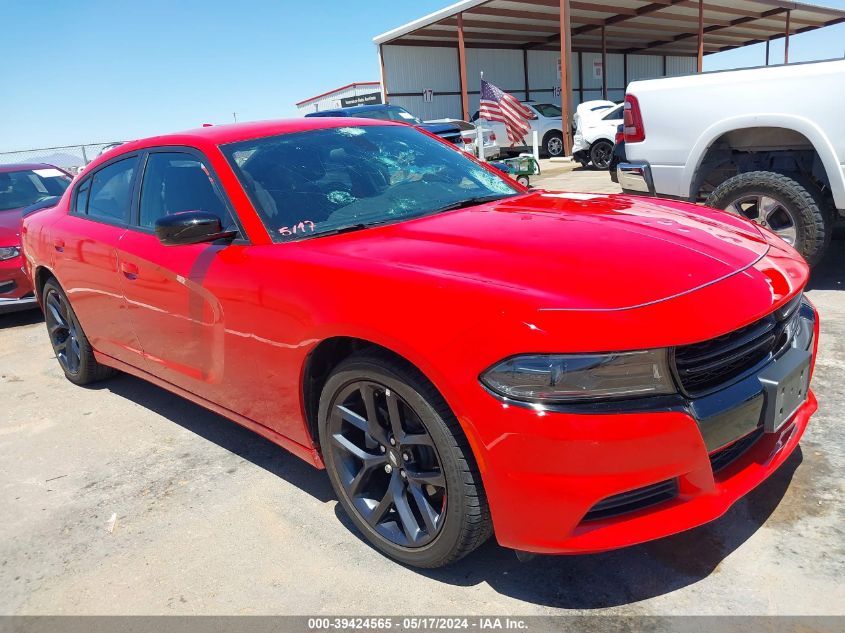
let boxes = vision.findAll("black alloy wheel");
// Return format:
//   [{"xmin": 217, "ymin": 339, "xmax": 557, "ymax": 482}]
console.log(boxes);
[
  {"xmin": 327, "ymin": 380, "xmax": 447, "ymax": 547},
  {"xmin": 44, "ymin": 286, "xmax": 82, "ymax": 376},
  {"xmin": 590, "ymin": 140, "xmax": 614, "ymax": 170},
  {"xmin": 318, "ymin": 352, "xmax": 492, "ymax": 568},
  {"xmin": 42, "ymin": 278, "xmax": 116, "ymax": 385}
]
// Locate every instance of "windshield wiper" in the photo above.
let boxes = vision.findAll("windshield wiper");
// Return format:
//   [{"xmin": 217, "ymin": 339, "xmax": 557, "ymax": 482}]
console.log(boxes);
[
  {"xmin": 297, "ymin": 222, "xmax": 386, "ymax": 241},
  {"xmin": 430, "ymin": 193, "xmax": 519, "ymax": 214}
]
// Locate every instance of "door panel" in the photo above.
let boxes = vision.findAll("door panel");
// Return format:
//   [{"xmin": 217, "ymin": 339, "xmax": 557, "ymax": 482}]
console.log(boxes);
[
  {"xmin": 51, "ymin": 156, "xmax": 142, "ymax": 364},
  {"xmin": 118, "ymin": 231, "xmax": 226, "ymax": 388},
  {"xmin": 51, "ymin": 215, "xmax": 141, "ymax": 363}
]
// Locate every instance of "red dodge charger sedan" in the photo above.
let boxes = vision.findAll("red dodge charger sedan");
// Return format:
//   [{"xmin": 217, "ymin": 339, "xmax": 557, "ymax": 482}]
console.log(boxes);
[{"xmin": 21, "ymin": 118, "xmax": 818, "ymax": 568}]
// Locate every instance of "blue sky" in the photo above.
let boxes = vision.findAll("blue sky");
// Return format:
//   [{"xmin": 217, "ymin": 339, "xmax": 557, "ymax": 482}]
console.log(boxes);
[{"xmin": 1, "ymin": 0, "xmax": 843, "ymax": 152}]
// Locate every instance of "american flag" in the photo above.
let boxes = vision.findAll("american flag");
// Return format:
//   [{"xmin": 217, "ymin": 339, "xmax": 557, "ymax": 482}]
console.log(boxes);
[{"xmin": 479, "ymin": 79, "xmax": 533, "ymax": 146}]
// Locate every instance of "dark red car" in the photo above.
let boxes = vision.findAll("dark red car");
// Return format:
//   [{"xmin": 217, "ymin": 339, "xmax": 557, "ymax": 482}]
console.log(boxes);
[
  {"xmin": 21, "ymin": 119, "xmax": 818, "ymax": 568},
  {"xmin": 0, "ymin": 163, "xmax": 72, "ymax": 314}
]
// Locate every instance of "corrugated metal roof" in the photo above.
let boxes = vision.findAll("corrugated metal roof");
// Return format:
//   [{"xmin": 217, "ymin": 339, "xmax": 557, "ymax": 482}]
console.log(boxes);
[
  {"xmin": 295, "ymin": 82, "xmax": 382, "ymax": 106},
  {"xmin": 373, "ymin": 0, "xmax": 845, "ymax": 56}
]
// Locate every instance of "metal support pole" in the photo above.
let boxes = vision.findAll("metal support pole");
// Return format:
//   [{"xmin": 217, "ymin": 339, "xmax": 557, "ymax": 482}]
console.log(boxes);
[
  {"xmin": 765, "ymin": 40, "xmax": 770, "ymax": 65},
  {"xmin": 457, "ymin": 13, "xmax": 470, "ymax": 121},
  {"xmin": 697, "ymin": 0, "xmax": 705, "ymax": 72},
  {"xmin": 784, "ymin": 11, "xmax": 791, "ymax": 64},
  {"xmin": 601, "ymin": 26, "xmax": 608, "ymax": 100},
  {"xmin": 559, "ymin": 0, "xmax": 573, "ymax": 156}
]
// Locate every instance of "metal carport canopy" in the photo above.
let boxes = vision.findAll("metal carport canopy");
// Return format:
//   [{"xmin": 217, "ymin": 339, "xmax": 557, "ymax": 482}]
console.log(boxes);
[{"xmin": 373, "ymin": 0, "xmax": 845, "ymax": 153}]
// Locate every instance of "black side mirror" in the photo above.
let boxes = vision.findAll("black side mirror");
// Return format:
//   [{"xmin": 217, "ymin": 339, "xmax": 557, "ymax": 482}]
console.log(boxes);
[{"xmin": 154, "ymin": 211, "xmax": 238, "ymax": 246}]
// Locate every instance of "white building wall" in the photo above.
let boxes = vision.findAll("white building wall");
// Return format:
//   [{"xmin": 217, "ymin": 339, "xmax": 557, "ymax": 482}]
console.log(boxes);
[
  {"xmin": 382, "ymin": 44, "xmax": 695, "ymax": 120},
  {"xmin": 296, "ymin": 84, "xmax": 381, "ymax": 114}
]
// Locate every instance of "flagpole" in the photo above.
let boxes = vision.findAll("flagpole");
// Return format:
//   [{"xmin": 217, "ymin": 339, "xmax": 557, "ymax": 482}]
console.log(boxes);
[{"xmin": 477, "ymin": 71, "xmax": 486, "ymax": 162}]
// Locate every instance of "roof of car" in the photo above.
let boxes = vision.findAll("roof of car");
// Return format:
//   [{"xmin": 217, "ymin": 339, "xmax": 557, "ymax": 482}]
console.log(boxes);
[
  {"xmin": 306, "ymin": 104, "xmax": 404, "ymax": 117},
  {"xmin": 0, "ymin": 163, "xmax": 58, "ymax": 173},
  {"xmin": 82, "ymin": 118, "xmax": 398, "ymax": 173}
]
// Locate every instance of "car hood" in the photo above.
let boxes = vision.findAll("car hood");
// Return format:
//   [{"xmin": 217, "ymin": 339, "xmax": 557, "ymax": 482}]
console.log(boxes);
[
  {"xmin": 310, "ymin": 192, "xmax": 770, "ymax": 311},
  {"xmin": 0, "ymin": 207, "xmax": 24, "ymax": 245}
]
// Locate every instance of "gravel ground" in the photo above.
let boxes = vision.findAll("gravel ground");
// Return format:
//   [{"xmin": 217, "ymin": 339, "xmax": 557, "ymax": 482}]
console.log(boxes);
[{"xmin": 0, "ymin": 174, "xmax": 842, "ymax": 615}]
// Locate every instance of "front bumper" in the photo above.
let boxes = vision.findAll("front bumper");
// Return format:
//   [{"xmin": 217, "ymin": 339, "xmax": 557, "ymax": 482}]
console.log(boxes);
[
  {"xmin": 617, "ymin": 161, "xmax": 655, "ymax": 195},
  {"xmin": 0, "ymin": 256, "xmax": 37, "ymax": 314},
  {"xmin": 471, "ymin": 304, "xmax": 818, "ymax": 555}
]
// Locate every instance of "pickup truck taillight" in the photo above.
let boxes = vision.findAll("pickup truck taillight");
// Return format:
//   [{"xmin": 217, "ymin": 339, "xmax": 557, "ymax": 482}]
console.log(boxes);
[
  {"xmin": 623, "ymin": 95, "xmax": 645, "ymax": 143},
  {"xmin": 462, "ymin": 137, "xmax": 474, "ymax": 145}
]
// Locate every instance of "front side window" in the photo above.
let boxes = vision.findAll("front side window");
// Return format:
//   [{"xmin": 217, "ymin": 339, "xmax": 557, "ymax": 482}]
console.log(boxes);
[
  {"xmin": 0, "ymin": 168, "xmax": 71, "ymax": 211},
  {"xmin": 139, "ymin": 152, "xmax": 232, "ymax": 229},
  {"xmin": 221, "ymin": 125, "xmax": 518, "ymax": 242},
  {"xmin": 87, "ymin": 157, "xmax": 137, "ymax": 223}
]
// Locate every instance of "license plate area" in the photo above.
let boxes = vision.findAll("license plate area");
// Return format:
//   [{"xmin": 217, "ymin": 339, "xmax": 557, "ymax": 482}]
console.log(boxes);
[{"xmin": 759, "ymin": 348, "xmax": 812, "ymax": 433}]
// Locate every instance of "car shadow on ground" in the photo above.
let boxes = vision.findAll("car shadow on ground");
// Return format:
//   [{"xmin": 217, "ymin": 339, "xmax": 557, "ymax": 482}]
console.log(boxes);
[
  {"xmin": 92, "ymin": 373, "xmax": 336, "ymax": 504},
  {"xmin": 90, "ymin": 363, "xmax": 802, "ymax": 609},
  {"xmin": 335, "ymin": 449, "xmax": 802, "ymax": 608},
  {"xmin": 0, "ymin": 308, "xmax": 43, "ymax": 329},
  {"xmin": 807, "ymin": 229, "xmax": 845, "ymax": 291}
]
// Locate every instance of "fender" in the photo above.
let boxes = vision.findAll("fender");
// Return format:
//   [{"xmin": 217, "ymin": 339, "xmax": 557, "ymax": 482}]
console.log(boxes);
[{"xmin": 686, "ymin": 114, "xmax": 845, "ymax": 209}]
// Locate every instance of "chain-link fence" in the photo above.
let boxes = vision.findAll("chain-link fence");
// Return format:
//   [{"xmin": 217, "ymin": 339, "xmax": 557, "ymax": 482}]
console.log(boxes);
[{"xmin": 0, "ymin": 142, "xmax": 125, "ymax": 175}]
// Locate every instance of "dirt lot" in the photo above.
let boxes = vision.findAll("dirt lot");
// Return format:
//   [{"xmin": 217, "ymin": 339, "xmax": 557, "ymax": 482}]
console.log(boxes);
[{"xmin": 1, "ymin": 169, "xmax": 843, "ymax": 615}]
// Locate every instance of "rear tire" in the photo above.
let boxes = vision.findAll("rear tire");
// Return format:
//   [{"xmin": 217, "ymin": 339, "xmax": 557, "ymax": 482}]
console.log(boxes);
[
  {"xmin": 705, "ymin": 171, "xmax": 831, "ymax": 266},
  {"xmin": 590, "ymin": 140, "xmax": 614, "ymax": 170},
  {"xmin": 544, "ymin": 132, "xmax": 564, "ymax": 158},
  {"xmin": 516, "ymin": 175, "xmax": 530, "ymax": 187},
  {"xmin": 42, "ymin": 279, "xmax": 116, "ymax": 385},
  {"xmin": 318, "ymin": 350, "xmax": 492, "ymax": 568}
]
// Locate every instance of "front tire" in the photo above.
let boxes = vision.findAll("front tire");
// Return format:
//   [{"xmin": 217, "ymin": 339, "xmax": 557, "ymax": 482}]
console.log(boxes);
[
  {"xmin": 318, "ymin": 351, "xmax": 491, "ymax": 568},
  {"xmin": 590, "ymin": 140, "xmax": 614, "ymax": 170},
  {"xmin": 42, "ymin": 279, "xmax": 116, "ymax": 385},
  {"xmin": 705, "ymin": 171, "xmax": 832, "ymax": 266}
]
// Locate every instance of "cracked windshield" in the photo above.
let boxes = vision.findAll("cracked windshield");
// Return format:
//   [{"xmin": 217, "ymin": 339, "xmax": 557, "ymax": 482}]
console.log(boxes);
[{"xmin": 222, "ymin": 124, "xmax": 518, "ymax": 241}]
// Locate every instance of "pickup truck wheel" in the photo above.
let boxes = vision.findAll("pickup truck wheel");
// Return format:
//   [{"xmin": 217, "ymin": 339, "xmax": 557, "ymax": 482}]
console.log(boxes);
[
  {"xmin": 705, "ymin": 171, "xmax": 831, "ymax": 267},
  {"xmin": 318, "ymin": 351, "xmax": 492, "ymax": 568},
  {"xmin": 544, "ymin": 132, "xmax": 564, "ymax": 158},
  {"xmin": 589, "ymin": 140, "xmax": 614, "ymax": 170}
]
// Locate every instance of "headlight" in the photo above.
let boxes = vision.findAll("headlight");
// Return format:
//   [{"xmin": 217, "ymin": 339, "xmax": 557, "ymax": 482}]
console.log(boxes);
[
  {"xmin": 480, "ymin": 349, "xmax": 676, "ymax": 403},
  {"xmin": 0, "ymin": 246, "xmax": 20, "ymax": 261}
]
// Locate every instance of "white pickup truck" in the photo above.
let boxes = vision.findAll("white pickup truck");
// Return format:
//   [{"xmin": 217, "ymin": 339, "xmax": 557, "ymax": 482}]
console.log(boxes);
[{"xmin": 618, "ymin": 59, "xmax": 845, "ymax": 266}]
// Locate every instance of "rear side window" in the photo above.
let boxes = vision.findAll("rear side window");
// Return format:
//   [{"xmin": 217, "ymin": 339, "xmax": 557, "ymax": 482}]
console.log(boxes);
[
  {"xmin": 87, "ymin": 157, "xmax": 137, "ymax": 223},
  {"xmin": 138, "ymin": 152, "xmax": 232, "ymax": 230},
  {"xmin": 602, "ymin": 105, "xmax": 624, "ymax": 121}
]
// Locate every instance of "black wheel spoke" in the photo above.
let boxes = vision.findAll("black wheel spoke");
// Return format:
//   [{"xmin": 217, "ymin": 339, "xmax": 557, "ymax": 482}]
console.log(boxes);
[
  {"xmin": 46, "ymin": 298, "xmax": 66, "ymax": 329},
  {"xmin": 332, "ymin": 432, "xmax": 379, "ymax": 463},
  {"xmin": 359, "ymin": 385, "xmax": 390, "ymax": 446},
  {"xmin": 367, "ymin": 481, "xmax": 395, "ymax": 526},
  {"xmin": 409, "ymin": 482, "xmax": 440, "ymax": 535},
  {"xmin": 348, "ymin": 456, "xmax": 386, "ymax": 496},
  {"xmin": 385, "ymin": 390, "xmax": 405, "ymax": 442},
  {"xmin": 401, "ymin": 432, "xmax": 434, "ymax": 448},
  {"xmin": 406, "ymin": 468, "xmax": 446, "ymax": 488},
  {"xmin": 391, "ymin": 477, "xmax": 422, "ymax": 544}
]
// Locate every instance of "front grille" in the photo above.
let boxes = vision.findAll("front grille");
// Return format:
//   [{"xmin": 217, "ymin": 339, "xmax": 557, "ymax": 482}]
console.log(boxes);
[
  {"xmin": 673, "ymin": 297, "xmax": 801, "ymax": 396},
  {"xmin": 709, "ymin": 426, "xmax": 765, "ymax": 473},
  {"xmin": 583, "ymin": 479, "xmax": 678, "ymax": 522}
]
